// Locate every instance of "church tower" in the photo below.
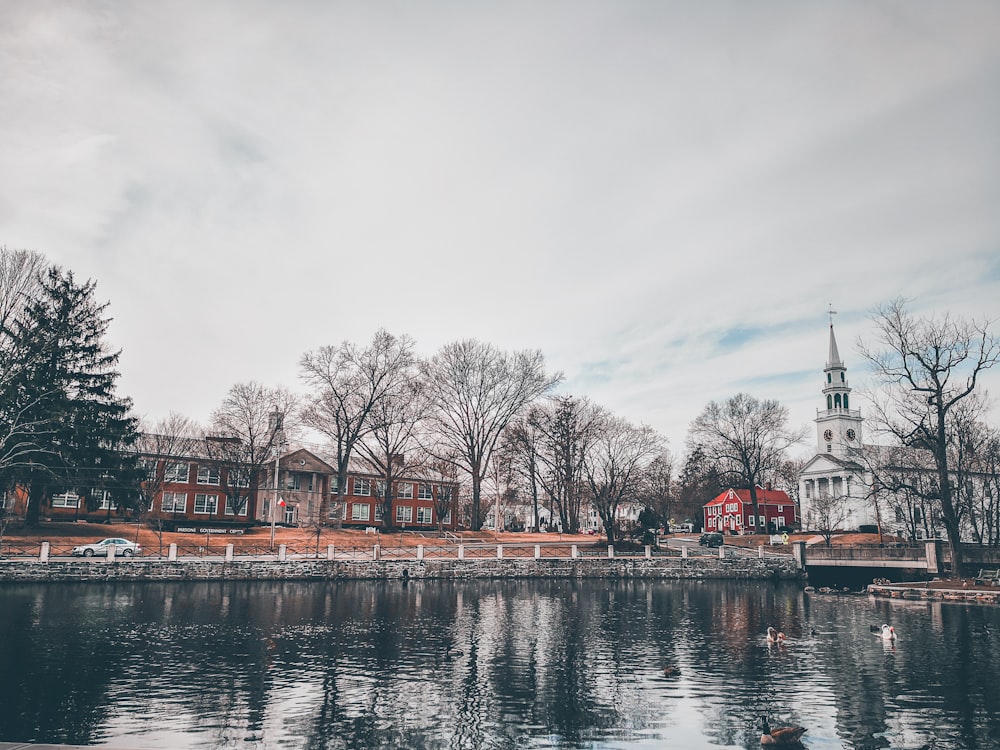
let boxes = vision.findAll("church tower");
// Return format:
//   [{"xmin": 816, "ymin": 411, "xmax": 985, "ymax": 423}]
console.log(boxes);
[{"xmin": 815, "ymin": 323, "xmax": 863, "ymax": 457}]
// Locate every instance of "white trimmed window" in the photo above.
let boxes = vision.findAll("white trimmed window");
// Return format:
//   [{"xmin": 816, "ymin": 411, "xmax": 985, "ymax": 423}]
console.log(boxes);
[
  {"xmin": 416, "ymin": 507, "xmax": 433, "ymax": 524},
  {"xmin": 418, "ymin": 484, "xmax": 433, "ymax": 500},
  {"xmin": 52, "ymin": 493, "xmax": 80, "ymax": 509},
  {"xmin": 164, "ymin": 462, "xmax": 190, "ymax": 483},
  {"xmin": 161, "ymin": 492, "xmax": 186, "ymax": 513},
  {"xmin": 352, "ymin": 503, "xmax": 370, "ymax": 521},
  {"xmin": 197, "ymin": 466, "xmax": 220, "ymax": 485},
  {"xmin": 138, "ymin": 459, "xmax": 157, "ymax": 481},
  {"xmin": 95, "ymin": 492, "xmax": 113, "ymax": 510},
  {"xmin": 194, "ymin": 494, "xmax": 218, "ymax": 514},
  {"xmin": 397, "ymin": 482, "xmax": 413, "ymax": 499},
  {"xmin": 225, "ymin": 496, "xmax": 249, "ymax": 516},
  {"xmin": 354, "ymin": 478, "xmax": 371, "ymax": 496},
  {"xmin": 374, "ymin": 504, "xmax": 384, "ymax": 522},
  {"xmin": 749, "ymin": 515, "xmax": 755, "ymax": 527},
  {"xmin": 228, "ymin": 470, "xmax": 250, "ymax": 488},
  {"xmin": 330, "ymin": 476, "xmax": 339, "ymax": 493},
  {"xmin": 376, "ymin": 480, "xmax": 386, "ymax": 498},
  {"xmin": 443, "ymin": 509, "xmax": 452, "ymax": 524},
  {"xmin": 396, "ymin": 505, "xmax": 413, "ymax": 523}
]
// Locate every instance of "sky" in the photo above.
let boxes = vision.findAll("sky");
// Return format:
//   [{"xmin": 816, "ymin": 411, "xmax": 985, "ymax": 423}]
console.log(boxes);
[{"xmin": 2, "ymin": 1, "xmax": 999, "ymax": 459}]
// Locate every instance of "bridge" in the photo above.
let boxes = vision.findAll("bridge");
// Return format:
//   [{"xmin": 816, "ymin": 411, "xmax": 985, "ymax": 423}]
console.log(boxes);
[{"xmin": 793, "ymin": 540, "xmax": 946, "ymax": 575}]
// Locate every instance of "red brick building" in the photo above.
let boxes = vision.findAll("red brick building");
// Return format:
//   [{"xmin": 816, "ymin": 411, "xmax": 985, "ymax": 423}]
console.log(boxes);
[
  {"xmin": 703, "ymin": 486, "xmax": 798, "ymax": 535},
  {"xmin": 11, "ymin": 443, "xmax": 459, "ymax": 533}
]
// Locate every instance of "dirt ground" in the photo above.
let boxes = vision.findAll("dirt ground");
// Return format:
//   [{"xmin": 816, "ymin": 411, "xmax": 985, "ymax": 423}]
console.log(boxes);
[
  {"xmin": 0, "ymin": 525, "xmax": 900, "ymax": 552},
  {"xmin": 0, "ymin": 520, "xmax": 601, "ymax": 552}
]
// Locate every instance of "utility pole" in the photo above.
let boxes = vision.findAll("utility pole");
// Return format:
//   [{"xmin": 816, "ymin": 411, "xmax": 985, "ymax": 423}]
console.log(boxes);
[{"xmin": 269, "ymin": 411, "xmax": 284, "ymax": 551}]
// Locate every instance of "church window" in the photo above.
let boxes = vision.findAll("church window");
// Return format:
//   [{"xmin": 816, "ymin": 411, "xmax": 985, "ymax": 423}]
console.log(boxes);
[
  {"xmin": 840, "ymin": 372, "xmax": 845, "ymax": 382},
  {"xmin": 844, "ymin": 394, "xmax": 849, "ymax": 408},
  {"xmin": 827, "ymin": 373, "xmax": 831, "ymax": 383},
  {"xmin": 826, "ymin": 395, "xmax": 832, "ymax": 409},
  {"xmin": 834, "ymin": 394, "xmax": 842, "ymax": 408}
]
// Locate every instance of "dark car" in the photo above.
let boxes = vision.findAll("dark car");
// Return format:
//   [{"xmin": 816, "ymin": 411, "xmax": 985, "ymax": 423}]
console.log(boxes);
[{"xmin": 699, "ymin": 532, "xmax": 724, "ymax": 548}]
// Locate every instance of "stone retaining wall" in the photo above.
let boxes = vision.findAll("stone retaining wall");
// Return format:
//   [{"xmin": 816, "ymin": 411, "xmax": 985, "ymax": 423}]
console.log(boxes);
[
  {"xmin": 0, "ymin": 556, "xmax": 801, "ymax": 583},
  {"xmin": 867, "ymin": 583, "xmax": 1000, "ymax": 605}
]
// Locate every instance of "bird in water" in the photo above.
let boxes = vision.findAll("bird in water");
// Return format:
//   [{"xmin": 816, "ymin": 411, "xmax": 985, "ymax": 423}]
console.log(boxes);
[
  {"xmin": 759, "ymin": 716, "xmax": 806, "ymax": 745},
  {"xmin": 662, "ymin": 666, "xmax": 680, "ymax": 677},
  {"xmin": 767, "ymin": 627, "xmax": 787, "ymax": 645},
  {"xmin": 879, "ymin": 624, "xmax": 897, "ymax": 641}
]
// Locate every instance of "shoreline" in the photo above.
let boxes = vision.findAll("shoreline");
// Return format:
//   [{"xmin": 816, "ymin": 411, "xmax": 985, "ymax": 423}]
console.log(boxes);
[{"xmin": 867, "ymin": 581, "xmax": 1000, "ymax": 604}]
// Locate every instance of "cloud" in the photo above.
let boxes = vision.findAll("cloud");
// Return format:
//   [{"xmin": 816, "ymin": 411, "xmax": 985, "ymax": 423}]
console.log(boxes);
[{"xmin": 1, "ymin": 0, "xmax": 998, "ymax": 451}]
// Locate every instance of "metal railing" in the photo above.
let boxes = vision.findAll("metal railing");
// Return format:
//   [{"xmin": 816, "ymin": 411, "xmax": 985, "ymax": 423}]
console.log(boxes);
[{"xmin": 0, "ymin": 539, "xmax": 796, "ymax": 564}]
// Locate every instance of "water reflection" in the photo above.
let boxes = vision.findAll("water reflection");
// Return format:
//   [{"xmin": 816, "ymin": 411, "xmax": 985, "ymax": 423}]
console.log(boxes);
[{"xmin": 1, "ymin": 579, "xmax": 998, "ymax": 749}]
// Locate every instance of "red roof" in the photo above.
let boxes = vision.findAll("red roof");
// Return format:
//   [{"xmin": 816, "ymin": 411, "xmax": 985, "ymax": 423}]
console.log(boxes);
[{"xmin": 704, "ymin": 486, "xmax": 792, "ymax": 508}]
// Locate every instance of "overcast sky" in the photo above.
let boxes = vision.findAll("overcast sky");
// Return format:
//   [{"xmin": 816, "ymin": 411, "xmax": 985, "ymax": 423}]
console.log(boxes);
[{"xmin": 2, "ymin": 1, "xmax": 999, "ymax": 457}]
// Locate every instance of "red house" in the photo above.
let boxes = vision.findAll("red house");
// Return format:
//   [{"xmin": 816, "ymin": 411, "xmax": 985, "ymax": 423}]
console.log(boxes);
[{"xmin": 703, "ymin": 486, "xmax": 798, "ymax": 535}]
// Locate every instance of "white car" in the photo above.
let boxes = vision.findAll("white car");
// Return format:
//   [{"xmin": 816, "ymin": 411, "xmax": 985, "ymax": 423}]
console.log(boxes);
[{"xmin": 71, "ymin": 538, "xmax": 141, "ymax": 557}]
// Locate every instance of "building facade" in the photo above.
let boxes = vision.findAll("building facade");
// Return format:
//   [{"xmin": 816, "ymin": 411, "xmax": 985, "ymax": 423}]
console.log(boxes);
[
  {"xmin": 703, "ymin": 486, "xmax": 797, "ymax": 534},
  {"xmin": 797, "ymin": 323, "xmax": 877, "ymax": 531},
  {"xmin": 17, "ymin": 440, "xmax": 458, "ymax": 533},
  {"xmin": 261, "ymin": 448, "xmax": 458, "ymax": 532}
]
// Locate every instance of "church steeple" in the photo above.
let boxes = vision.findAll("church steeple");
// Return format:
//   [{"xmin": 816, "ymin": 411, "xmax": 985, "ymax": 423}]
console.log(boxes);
[
  {"xmin": 815, "ymin": 315, "xmax": 862, "ymax": 456},
  {"xmin": 827, "ymin": 323, "xmax": 842, "ymax": 368}
]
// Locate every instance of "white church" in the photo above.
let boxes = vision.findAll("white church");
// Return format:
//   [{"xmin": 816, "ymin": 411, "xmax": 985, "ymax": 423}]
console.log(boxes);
[{"xmin": 798, "ymin": 323, "xmax": 880, "ymax": 532}]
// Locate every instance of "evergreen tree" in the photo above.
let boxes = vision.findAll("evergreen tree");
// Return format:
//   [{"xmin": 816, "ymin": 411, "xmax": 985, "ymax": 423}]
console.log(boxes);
[{"xmin": 6, "ymin": 267, "xmax": 138, "ymax": 525}]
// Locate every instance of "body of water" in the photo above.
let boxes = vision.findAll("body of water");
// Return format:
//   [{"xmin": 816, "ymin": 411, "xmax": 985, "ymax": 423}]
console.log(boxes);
[{"xmin": 1, "ymin": 579, "xmax": 998, "ymax": 749}]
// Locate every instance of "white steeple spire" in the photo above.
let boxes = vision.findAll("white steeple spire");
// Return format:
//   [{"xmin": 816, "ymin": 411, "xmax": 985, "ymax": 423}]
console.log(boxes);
[
  {"xmin": 827, "ymin": 323, "xmax": 843, "ymax": 368},
  {"xmin": 826, "ymin": 305, "xmax": 842, "ymax": 367},
  {"xmin": 816, "ymin": 310, "xmax": 862, "ymax": 456}
]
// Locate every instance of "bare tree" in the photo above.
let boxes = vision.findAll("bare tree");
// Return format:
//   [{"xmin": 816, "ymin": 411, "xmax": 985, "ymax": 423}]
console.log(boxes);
[
  {"xmin": 422, "ymin": 340, "xmax": 561, "ymax": 530},
  {"xmin": 134, "ymin": 413, "xmax": 200, "ymax": 554},
  {"xmin": 974, "ymin": 427, "xmax": 1000, "ymax": 547},
  {"xmin": 526, "ymin": 396, "xmax": 603, "ymax": 533},
  {"xmin": 688, "ymin": 393, "xmax": 805, "ymax": 532},
  {"xmin": 485, "ymin": 425, "xmax": 525, "ymax": 533},
  {"xmin": 582, "ymin": 413, "xmax": 664, "ymax": 546},
  {"xmin": 300, "ymin": 330, "xmax": 417, "ymax": 530},
  {"xmin": 501, "ymin": 414, "xmax": 545, "ymax": 531},
  {"xmin": 858, "ymin": 298, "xmax": 1000, "ymax": 570},
  {"xmin": 635, "ymin": 450, "xmax": 675, "ymax": 528},
  {"xmin": 208, "ymin": 382, "xmax": 298, "ymax": 530},
  {"xmin": 808, "ymin": 489, "xmax": 855, "ymax": 546},
  {"xmin": 354, "ymin": 374, "xmax": 429, "ymax": 532},
  {"xmin": 421, "ymin": 455, "xmax": 460, "ymax": 533},
  {"xmin": 0, "ymin": 248, "xmax": 47, "ymax": 478}
]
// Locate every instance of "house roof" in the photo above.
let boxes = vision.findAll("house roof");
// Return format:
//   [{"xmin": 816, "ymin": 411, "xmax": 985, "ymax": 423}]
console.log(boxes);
[{"xmin": 704, "ymin": 486, "xmax": 793, "ymax": 508}]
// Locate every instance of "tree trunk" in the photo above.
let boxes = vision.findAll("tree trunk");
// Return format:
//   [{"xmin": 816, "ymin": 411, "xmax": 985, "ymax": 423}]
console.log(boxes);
[
  {"xmin": 748, "ymin": 484, "xmax": 760, "ymax": 536},
  {"xmin": 25, "ymin": 481, "xmax": 47, "ymax": 527},
  {"xmin": 471, "ymin": 473, "xmax": 483, "ymax": 531}
]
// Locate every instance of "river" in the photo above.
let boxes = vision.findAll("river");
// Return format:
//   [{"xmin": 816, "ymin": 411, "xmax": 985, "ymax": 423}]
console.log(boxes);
[{"xmin": 0, "ymin": 579, "xmax": 997, "ymax": 749}]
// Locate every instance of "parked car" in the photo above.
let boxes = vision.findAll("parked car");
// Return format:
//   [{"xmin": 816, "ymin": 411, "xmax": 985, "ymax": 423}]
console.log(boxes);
[
  {"xmin": 698, "ymin": 532, "xmax": 724, "ymax": 548},
  {"xmin": 71, "ymin": 538, "xmax": 141, "ymax": 557}
]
